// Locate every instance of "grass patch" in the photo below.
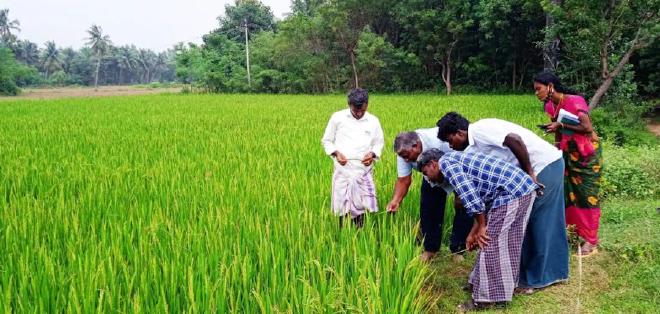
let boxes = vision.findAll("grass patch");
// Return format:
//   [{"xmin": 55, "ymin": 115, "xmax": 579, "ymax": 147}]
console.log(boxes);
[{"xmin": 425, "ymin": 198, "xmax": 660, "ymax": 313}]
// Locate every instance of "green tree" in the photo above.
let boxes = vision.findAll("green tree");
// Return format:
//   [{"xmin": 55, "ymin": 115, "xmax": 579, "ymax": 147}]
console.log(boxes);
[
  {"xmin": 546, "ymin": 0, "xmax": 660, "ymax": 108},
  {"xmin": 0, "ymin": 45, "xmax": 20, "ymax": 94},
  {"xmin": 257, "ymin": 15, "xmax": 337, "ymax": 93},
  {"xmin": 395, "ymin": 0, "xmax": 475, "ymax": 94},
  {"xmin": 200, "ymin": 33, "xmax": 249, "ymax": 92},
  {"xmin": 355, "ymin": 30, "xmax": 420, "ymax": 91},
  {"xmin": 86, "ymin": 24, "xmax": 112, "ymax": 89},
  {"xmin": 215, "ymin": 0, "xmax": 276, "ymax": 43},
  {"xmin": 70, "ymin": 47, "xmax": 95, "ymax": 85},
  {"xmin": 291, "ymin": 0, "xmax": 327, "ymax": 16},
  {"xmin": 175, "ymin": 43, "xmax": 203, "ymax": 88},
  {"xmin": 473, "ymin": 0, "xmax": 545, "ymax": 90},
  {"xmin": 115, "ymin": 46, "xmax": 137, "ymax": 84},
  {"xmin": 59, "ymin": 47, "xmax": 77, "ymax": 77},
  {"xmin": 137, "ymin": 49, "xmax": 156, "ymax": 83},
  {"xmin": 41, "ymin": 41, "xmax": 61, "ymax": 78},
  {"xmin": 14, "ymin": 40, "xmax": 40, "ymax": 67},
  {"xmin": 0, "ymin": 9, "xmax": 20, "ymax": 46}
]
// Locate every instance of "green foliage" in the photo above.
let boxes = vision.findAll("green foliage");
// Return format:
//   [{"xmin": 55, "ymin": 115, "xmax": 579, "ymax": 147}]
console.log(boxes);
[
  {"xmin": 546, "ymin": 0, "xmax": 660, "ymax": 102},
  {"xmin": 0, "ymin": 9, "xmax": 177, "ymax": 91},
  {"xmin": 632, "ymin": 39, "xmax": 660, "ymax": 97},
  {"xmin": 0, "ymin": 45, "xmax": 21, "ymax": 95},
  {"xmin": 596, "ymin": 199, "xmax": 660, "ymax": 313},
  {"xmin": 601, "ymin": 143, "xmax": 660, "ymax": 199},
  {"xmin": 200, "ymin": 33, "xmax": 249, "ymax": 92},
  {"xmin": 590, "ymin": 95, "xmax": 657, "ymax": 147},
  {"xmin": 214, "ymin": 0, "xmax": 276, "ymax": 43},
  {"xmin": 355, "ymin": 30, "xmax": 420, "ymax": 92}
]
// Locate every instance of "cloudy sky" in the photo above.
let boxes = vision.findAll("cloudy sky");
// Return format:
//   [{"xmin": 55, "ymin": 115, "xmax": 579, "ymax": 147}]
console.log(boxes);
[{"xmin": 3, "ymin": 0, "xmax": 291, "ymax": 51}]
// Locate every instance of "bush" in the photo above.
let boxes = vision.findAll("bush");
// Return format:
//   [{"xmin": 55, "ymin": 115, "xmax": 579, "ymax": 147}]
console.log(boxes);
[
  {"xmin": 47, "ymin": 71, "xmax": 69, "ymax": 86},
  {"xmin": 601, "ymin": 143, "xmax": 660, "ymax": 199},
  {"xmin": 0, "ymin": 46, "xmax": 21, "ymax": 95},
  {"xmin": 591, "ymin": 105, "xmax": 658, "ymax": 146}
]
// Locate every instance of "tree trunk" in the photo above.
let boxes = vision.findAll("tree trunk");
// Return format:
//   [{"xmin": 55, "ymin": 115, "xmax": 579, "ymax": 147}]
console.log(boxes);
[
  {"xmin": 512, "ymin": 60, "xmax": 517, "ymax": 90},
  {"xmin": 94, "ymin": 57, "xmax": 100, "ymax": 90},
  {"xmin": 518, "ymin": 60, "xmax": 528, "ymax": 89},
  {"xmin": 349, "ymin": 50, "xmax": 359, "ymax": 88},
  {"xmin": 589, "ymin": 38, "xmax": 641, "ymax": 109},
  {"xmin": 440, "ymin": 40, "xmax": 457, "ymax": 95}
]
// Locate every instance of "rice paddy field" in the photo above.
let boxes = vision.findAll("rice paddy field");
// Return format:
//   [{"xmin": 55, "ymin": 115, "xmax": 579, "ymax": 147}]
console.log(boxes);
[{"xmin": 0, "ymin": 94, "xmax": 579, "ymax": 312}]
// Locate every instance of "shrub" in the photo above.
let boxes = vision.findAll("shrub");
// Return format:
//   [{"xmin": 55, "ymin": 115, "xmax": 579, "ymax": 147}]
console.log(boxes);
[{"xmin": 601, "ymin": 143, "xmax": 660, "ymax": 199}]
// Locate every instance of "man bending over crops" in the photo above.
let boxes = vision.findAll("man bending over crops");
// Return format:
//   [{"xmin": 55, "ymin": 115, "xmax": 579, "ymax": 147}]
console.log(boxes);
[
  {"xmin": 387, "ymin": 130, "xmax": 473, "ymax": 261},
  {"xmin": 321, "ymin": 88, "xmax": 384, "ymax": 228},
  {"xmin": 436, "ymin": 112, "xmax": 569, "ymax": 295},
  {"xmin": 417, "ymin": 149, "xmax": 538, "ymax": 311}
]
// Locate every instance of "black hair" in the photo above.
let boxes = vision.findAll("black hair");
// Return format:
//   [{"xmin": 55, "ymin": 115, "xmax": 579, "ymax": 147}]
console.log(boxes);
[
  {"xmin": 436, "ymin": 112, "xmax": 470, "ymax": 141},
  {"xmin": 348, "ymin": 88, "xmax": 368, "ymax": 107},
  {"xmin": 533, "ymin": 71, "xmax": 579, "ymax": 95}
]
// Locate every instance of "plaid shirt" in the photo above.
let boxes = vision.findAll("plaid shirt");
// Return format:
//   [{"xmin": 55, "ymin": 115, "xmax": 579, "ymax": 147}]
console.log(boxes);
[{"xmin": 439, "ymin": 151, "xmax": 537, "ymax": 216}]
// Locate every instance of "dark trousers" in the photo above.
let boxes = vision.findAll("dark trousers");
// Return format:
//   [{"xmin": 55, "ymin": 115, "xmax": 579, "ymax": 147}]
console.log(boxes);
[{"xmin": 420, "ymin": 178, "xmax": 473, "ymax": 253}]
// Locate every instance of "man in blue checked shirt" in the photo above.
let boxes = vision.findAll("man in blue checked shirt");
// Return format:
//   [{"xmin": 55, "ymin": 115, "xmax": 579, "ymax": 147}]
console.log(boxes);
[{"xmin": 417, "ymin": 149, "xmax": 538, "ymax": 311}]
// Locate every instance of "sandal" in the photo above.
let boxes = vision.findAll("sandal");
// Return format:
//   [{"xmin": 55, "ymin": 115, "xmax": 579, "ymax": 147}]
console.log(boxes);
[
  {"xmin": 574, "ymin": 243, "xmax": 599, "ymax": 257},
  {"xmin": 514, "ymin": 287, "xmax": 535, "ymax": 295}
]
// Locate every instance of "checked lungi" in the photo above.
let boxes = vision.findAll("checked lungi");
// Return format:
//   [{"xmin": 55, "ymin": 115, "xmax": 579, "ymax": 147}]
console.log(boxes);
[
  {"xmin": 469, "ymin": 193, "xmax": 536, "ymax": 303},
  {"xmin": 331, "ymin": 162, "xmax": 378, "ymax": 218}
]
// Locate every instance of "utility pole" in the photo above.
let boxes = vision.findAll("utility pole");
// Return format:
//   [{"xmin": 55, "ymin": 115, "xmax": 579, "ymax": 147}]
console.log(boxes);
[{"xmin": 244, "ymin": 17, "xmax": 251, "ymax": 88}]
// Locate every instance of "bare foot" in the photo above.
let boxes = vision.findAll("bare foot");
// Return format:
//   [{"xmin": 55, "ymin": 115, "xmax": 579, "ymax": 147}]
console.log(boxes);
[{"xmin": 420, "ymin": 251, "xmax": 437, "ymax": 262}]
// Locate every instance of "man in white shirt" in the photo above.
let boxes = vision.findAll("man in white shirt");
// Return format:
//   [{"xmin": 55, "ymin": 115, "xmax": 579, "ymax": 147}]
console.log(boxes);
[
  {"xmin": 436, "ymin": 112, "xmax": 569, "ymax": 294},
  {"xmin": 386, "ymin": 128, "xmax": 473, "ymax": 261},
  {"xmin": 321, "ymin": 89, "xmax": 384, "ymax": 228}
]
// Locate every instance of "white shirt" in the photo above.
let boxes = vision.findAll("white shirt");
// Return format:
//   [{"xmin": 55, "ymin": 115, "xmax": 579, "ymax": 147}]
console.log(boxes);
[
  {"xmin": 396, "ymin": 127, "xmax": 454, "ymax": 193},
  {"xmin": 396, "ymin": 127, "xmax": 452, "ymax": 177},
  {"xmin": 466, "ymin": 118, "xmax": 562, "ymax": 174},
  {"xmin": 321, "ymin": 109, "xmax": 384, "ymax": 168}
]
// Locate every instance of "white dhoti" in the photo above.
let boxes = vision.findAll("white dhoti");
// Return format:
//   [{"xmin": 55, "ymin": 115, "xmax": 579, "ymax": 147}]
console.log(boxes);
[{"xmin": 331, "ymin": 161, "xmax": 378, "ymax": 218}]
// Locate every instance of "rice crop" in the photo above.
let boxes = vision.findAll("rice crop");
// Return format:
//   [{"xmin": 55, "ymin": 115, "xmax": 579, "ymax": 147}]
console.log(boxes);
[{"xmin": 0, "ymin": 94, "xmax": 547, "ymax": 312}]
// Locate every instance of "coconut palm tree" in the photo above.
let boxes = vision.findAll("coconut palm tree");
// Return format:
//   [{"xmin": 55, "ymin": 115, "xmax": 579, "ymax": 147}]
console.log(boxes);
[
  {"xmin": 86, "ymin": 24, "xmax": 112, "ymax": 90},
  {"xmin": 41, "ymin": 41, "xmax": 61, "ymax": 78},
  {"xmin": 137, "ymin": 49, "xmax": 156, "ymax": 83},
  {"xmin": 116, "ymin": 46, "xmax": 137, "ymax": 84},
  {"xmin": 15, "ymin": 40, "xmax": 40, "ymax": 66},
  {"xmin": 0, "ymin": 9, "xmax": 20, "ymax": 46},
  {"xmin": 60, "ymin": 47, "xmax": 77, "ymax": 75}
]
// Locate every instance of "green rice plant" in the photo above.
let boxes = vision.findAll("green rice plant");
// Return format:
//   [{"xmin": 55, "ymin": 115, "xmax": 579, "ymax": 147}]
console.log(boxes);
[{"xmin": 0, "ymin": 94, "xmax": 549, "ymax": 312}]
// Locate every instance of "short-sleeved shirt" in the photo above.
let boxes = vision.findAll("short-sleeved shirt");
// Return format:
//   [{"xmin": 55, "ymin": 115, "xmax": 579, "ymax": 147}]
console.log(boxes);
[
  {"xmin": 396, "ymin": 127, "xmax": 453, "ymax": 193},
  {"xmin": 396, "ymin": 127, "xmax": 452, "ymax": 177},
  {"xmin": 465, "ymin": 119, "xmax": 562, "ymax": 175},
  {"xmin": 439, "ymin": 151, "xmax": 537, "ymax": 216}
]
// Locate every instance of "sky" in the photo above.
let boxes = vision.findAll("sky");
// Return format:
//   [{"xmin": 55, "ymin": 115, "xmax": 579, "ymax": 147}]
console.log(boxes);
[{"xmin": 2, "ymin": 0, "xmax": 292, "ymax": 52}]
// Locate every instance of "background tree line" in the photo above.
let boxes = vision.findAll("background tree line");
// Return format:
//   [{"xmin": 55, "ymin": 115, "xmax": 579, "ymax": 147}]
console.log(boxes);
[
  {"xmin": 174, "ymin": 0, "xmax": 657, "ymax": 106},
  {"xmin": 0, "ymin": 9, "xmax": 176, "ymax": 95},
  {"xmin": 2, "ymin": 0, "xmax": 658, "ymax": 116}
]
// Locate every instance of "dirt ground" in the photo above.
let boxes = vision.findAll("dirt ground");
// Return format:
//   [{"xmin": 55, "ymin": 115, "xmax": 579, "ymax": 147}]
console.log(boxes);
[
  {"xmin": 648, "ymin": 121, "xmax": 660, "ymax": 137},
  {"xmin": 0, "ymin": 85, "xmax": 181, "ymax": 100}
]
